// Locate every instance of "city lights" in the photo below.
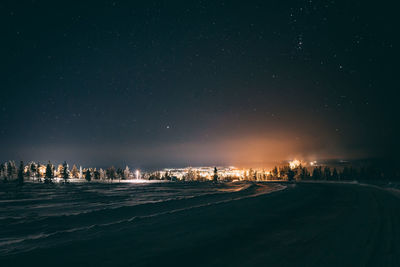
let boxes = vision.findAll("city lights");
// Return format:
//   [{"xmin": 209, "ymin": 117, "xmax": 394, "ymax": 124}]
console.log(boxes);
[{"xmin": 289, "ymin": 159, "xmax": 301, "ymax": 169}]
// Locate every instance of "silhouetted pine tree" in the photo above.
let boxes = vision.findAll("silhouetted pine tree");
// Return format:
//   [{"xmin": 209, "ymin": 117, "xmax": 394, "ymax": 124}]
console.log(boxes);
[
  {"xmin": 25, "ymin": 165, "xmax": 30, "ymax": 179},
  {"xmin": 85, "ymin": 169, "xmax": 91, "ymax": 182},
  {"xmin": 287, "ymin": 167, "xmax": 295, "ymax": 182},
  {"xmin": 299, "ymin": 166, "xmax": 309, "ymax": 180},
  {"xmin": 7, "ymin": 161, "xmax": 13, "ymax": 180},
  {"xmin": 93, "ymin": 170, "xmax": 100, "ymax": 180},
  {"xmin": 117, "ymin": 168, "xmax": 124, "ymax": 181},
  {"xmin": 107, "ymin": 166, "xmax": 116, "ymax": 181},
  {"xmin": 36, "ymin": 163, "xmax": 40, "ymax": 180},
  {"xmin": 272, "ymin": 166, "xmax": 278, "ymax": 179},
  {"xmin": 0, "ymin": 163, "xmax": 5, "ymax": 181},
  {"xmin": 37, "ymin": 163, "xmax": 42, "ymax": 180},
  {"xmin": 30, "ymin": 163, "xmax": 36, "ymax": 178},
  {"xmin": 45, "ymin": 161, "xmax": 54, "ymax": 183},
  {"xmin": 213, "ymin": 167, "xmax": 218, "ymax": 182},
  {"xmin": 332, "ymin": 168, "xmax": 339, "ymax": 180},
  {"xmin": 312, "ymin": 167, "xmax": 322, "ymax": 180},
  {"xmin": 323, "ymin": 167, "xmax": 331, "ymax": 180},
  {"xmin": 279, "ymin": 165, "xmax": 291, "ymax": 180},
  {"xmin": 62, "ymin": 161, "xmax": 69, "ymax": 183},
  {"xmin": 18, "ymin": 161, "xmax": 24, "ymax": 185},
  {"xmin": 341, "ymin": 166, "xmax": 356, "ymax": 180}
]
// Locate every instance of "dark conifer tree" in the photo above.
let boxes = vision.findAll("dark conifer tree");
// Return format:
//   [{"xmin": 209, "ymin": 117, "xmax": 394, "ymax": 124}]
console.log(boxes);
[
  {"xmin": 312, "ymin": 167, "xmax": 322, "ymax": 180},
  {"xmin": 271, "ymin": 166, "xmax": 278, "ymax": 179},
  {"xmin": 332, "ymin": 168, "xmax": 339, "ymax": 180},
  {"xmin": 0, "ymin": 163, "xmax": 5, "ymax": 181},
  {"xmin": 323, "ymin": 167, "xmax": 331, "ymax": 180},
  {"xmin": 85, "ymin": 169, "xmax": 91, "ymax": 182},
  {"xmin": 287, "ymin": 168, "xmax": 295, "ymax": 182},
  {"xmin": 117, "ymin": 168, "xmax": 124, "ymax": 181},
  {"xmin": 18, "ymin": 161, "xmax": 24, "ymax": 185},
  {"xmin": 25, "ymin": 167, "xmax": 30, "ymax": 179},
  {"xmin": 164, "ymin": 171, "xmax": 171, "ymax": 180},
  {"xmin": 93, "ymin": 170, "xmax": 100, "ymax": 180},
  {"xmin": 299, "ymin": 166, "xmax": 309, "ymax": 180},
  {"xmin": 45, "ymin": 161, "xmax": 54, "ymax": 183},
  {"xmin": 36, "ymin": 162, "xmax": 42, "ymax": 180},
  {"xmin": 279, "ymin": 166, "xmax": 289, "ymax": 180},
  {"xmin": 7, "ymin": 161, "xmax": 13, "ymax": 181},
  {"xmin": 341, "ymin": 166, "xmax": 350, "ymax": 180},
  {"xmin": 62, "ymin": 161, "xmax": 69, "ymax": 183},
  {"xmin": 107, "ymin": 166, "xmax": 116, "ymax": 181},
  {"xmin": 30, "ymin": 163, "xmax": 36, "ymax": 177},
  {"xmin": 213, "ymin": 167, "xmax": 218, "ymax": 182}
]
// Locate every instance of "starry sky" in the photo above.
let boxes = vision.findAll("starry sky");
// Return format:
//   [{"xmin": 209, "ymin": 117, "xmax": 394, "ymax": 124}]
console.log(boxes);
[{"xmin": 0, "ymin": 0, "xmax": 397, "ymax": 169}]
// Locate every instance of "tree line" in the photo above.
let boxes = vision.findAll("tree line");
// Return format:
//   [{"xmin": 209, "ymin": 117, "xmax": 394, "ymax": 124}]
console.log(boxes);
[
  {"xmin": 268, "ymin": 163, "xmax": 399, "ymax": 182},
  {"xmin": 1, "ymin": 160, "xmax": 399, "ymax": 184},
  {"xmin": 0, "ymin": 161, "xmax": 135, "ymax": 184}
]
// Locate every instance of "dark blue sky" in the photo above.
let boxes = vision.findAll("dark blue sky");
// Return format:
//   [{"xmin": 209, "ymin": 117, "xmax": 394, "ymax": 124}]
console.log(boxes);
[{"xmin": 0, "ymin": 0, "xmax": 397, "ymax": 168}]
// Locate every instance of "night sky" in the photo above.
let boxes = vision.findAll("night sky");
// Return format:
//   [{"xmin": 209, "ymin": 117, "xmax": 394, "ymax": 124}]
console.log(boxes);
[{"xmin": 0, "ymin": 1, "xmax": 397, "ymax": 169}]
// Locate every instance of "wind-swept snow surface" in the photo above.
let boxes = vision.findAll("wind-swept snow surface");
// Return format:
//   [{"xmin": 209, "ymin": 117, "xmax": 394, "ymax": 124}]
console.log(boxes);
[{"xmin": 1, "ymin": 182, "xmax": 399, "ymax": 266}]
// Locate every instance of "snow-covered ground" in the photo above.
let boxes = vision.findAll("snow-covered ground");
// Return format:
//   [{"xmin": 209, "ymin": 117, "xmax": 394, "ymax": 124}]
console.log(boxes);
[{"xmin": 2, "ymin": 181, "xmax": 400, "ymax": 266}]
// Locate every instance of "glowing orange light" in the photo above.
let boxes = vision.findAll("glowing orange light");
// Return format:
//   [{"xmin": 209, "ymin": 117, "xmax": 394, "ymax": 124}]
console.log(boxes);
[{"xmin": 289, "ymin": 159, "xmax": 301, "ymax": 169}]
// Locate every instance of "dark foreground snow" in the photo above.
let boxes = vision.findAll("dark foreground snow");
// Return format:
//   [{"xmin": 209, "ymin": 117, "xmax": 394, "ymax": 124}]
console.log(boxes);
[{"xmin": 1, "ymin": 182, "xmax": 399, "ymax": 266}]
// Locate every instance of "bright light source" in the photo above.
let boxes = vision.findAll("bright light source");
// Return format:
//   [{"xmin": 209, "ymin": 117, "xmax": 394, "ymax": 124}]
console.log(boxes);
[{"xmin": 289, "ymin": 159, "xmax": 301, "ymax": 169}]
